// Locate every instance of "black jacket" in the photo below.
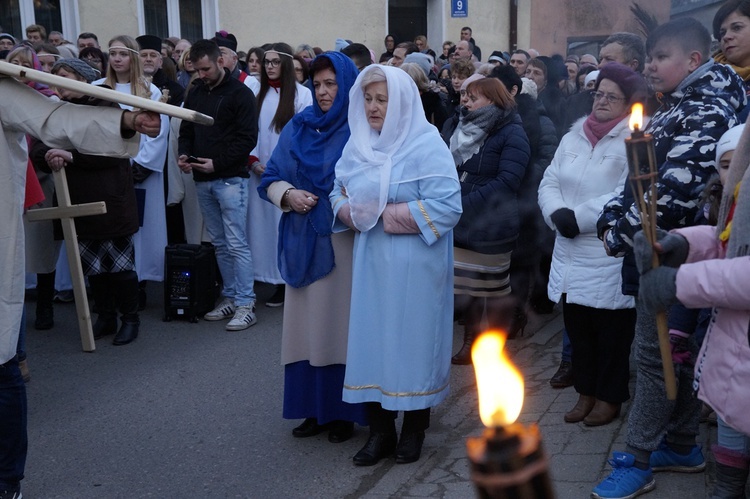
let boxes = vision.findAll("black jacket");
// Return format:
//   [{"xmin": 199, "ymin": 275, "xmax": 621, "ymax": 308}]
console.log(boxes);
[
  {"xmin": 179, "ymin": 68, "xmax": 258, "ymax": 181},
  {"xmin": 453, "ymin": 112, "xmax": 530, "ymax": 253}
]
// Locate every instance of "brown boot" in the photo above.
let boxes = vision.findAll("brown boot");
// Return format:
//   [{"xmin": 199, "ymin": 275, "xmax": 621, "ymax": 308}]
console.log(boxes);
[
  {"xmin": 583, "ymin": 399, "xmax": 621, "ymax": 426},
  {"xmin": 564, "ymin": 394, "xmax": 595, "ymax": 423}
]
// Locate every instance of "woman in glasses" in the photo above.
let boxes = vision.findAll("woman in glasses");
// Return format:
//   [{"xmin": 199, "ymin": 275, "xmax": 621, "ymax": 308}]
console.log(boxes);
[
  {"xmin": 247, "ymin": 42, "xmax": 313, "ymax": 308},
  {"xmin": 538, "ymin": 62, "xmax": 647, "ymax": 426}
]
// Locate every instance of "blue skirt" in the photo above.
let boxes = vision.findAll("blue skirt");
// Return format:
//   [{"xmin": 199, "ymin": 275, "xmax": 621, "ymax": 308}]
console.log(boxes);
[{"xmin": 283, "ymin": 361, "xmax": 368, "ymax": 426}]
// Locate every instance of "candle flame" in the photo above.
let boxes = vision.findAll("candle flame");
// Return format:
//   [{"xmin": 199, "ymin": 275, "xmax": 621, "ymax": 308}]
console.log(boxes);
[
  {"xmin": 471, "ymin": 331, "xmax": 524, "ymax": 427},
  {"xmin": 629, "ymin": 103, "xmax": 644, "ymax": 132}
]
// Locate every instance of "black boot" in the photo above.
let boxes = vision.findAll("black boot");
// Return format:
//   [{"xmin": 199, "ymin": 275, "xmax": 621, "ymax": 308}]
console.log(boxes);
[
  {"xmin": 507, "ymin": 307, "xmax": 528, "ymax": 340},
  {"xmin": 113, "ymin": 271, "xmax": 140, "ymax": 346},
  {"xmin": 34, "ymin": 271, "xmax": 55, "ymax": 330},
  {"xmin": 89, "ymin": 274, "xmax": 117, "ymax": 339},
  {"xmin": 711, "ymin": 445, "xmax": 750, "ymax": 499},
  {"xmin": 452, "ymin": 326, "xmax": 476, "ymax": 365}
]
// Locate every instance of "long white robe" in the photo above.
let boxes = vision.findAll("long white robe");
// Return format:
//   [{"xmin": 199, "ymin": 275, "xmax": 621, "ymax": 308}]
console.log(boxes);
[
  {"xmin": 247, "ymin": 82, "xmax": 312, "ymax": 283},
  {"xmin": 93, "ymin": 79, "xmax": 170, "ymax": 281},
  {"xmin": 0, "ymin": 78, "xmax": 138, "ymax": 364}
]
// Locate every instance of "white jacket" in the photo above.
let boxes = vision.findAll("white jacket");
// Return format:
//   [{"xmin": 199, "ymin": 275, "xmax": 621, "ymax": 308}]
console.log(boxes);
[{"xmin": 538, "ymin": 117, "xmax": 635, "ymax": 310}]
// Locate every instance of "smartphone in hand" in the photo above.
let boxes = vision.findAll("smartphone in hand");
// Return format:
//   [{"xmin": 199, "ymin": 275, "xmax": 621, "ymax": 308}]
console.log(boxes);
[{"xmin": 186, "ymin": 155, "xmax": 202, "ymax": 164}]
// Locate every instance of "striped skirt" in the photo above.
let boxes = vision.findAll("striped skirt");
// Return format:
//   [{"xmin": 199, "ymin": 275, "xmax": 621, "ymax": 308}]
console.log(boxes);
[
  {"xmin": 79, "ymin": 236, "xmax": 136, "ymax": 276},
  {"xmin": 454, "ymin": 247, "xmax": 511, "ymax": 298}
]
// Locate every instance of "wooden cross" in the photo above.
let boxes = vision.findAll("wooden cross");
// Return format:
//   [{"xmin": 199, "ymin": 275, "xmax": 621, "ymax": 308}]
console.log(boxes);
[{"xmin": 26, "ymin": 169, "xmax": 106, "ymax": 352}]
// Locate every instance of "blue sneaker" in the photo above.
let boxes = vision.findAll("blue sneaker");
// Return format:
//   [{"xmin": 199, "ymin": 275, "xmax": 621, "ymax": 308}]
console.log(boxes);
[
  {"xmin": 592, "ymin": 452, "xmax": 656, "ymax": 499},
  {"xmin": 649, "ymin": 442, "xmax": 705, "ymax": 472}
]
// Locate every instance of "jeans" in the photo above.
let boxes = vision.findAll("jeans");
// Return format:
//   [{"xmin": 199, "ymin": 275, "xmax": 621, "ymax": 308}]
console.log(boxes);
[
  {"xmin": 718, "ymin": 418, "xmax": 750, "ymax": 455},
  {"xmin": 561, "ymin": 328, "xmax": 572, "ymax": 363},
  {"xmin": 0, "ymin": 355, "xmax": 27, "ymax": 492},
  {"xmin": 196, "ymin": 177, "xmax": 255, "ymax": 307}
]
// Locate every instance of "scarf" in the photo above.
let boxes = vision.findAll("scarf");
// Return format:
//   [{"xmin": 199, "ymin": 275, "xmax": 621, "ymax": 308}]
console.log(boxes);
[
  {"xmin": 22, "ymin": 49, "xmax": 57, "ymax": 98},
  {"xmin": 714, "ymin": 51, "xmax": 750, "ymax": 82},
  {"xmin": 583, "ymin": 113, "xmax": 627, "ymax": 147},
  {"xmin": 258, "ymin": 52, "xmax": 359, "ymax": 287},
  {"xmin": 449, "ymin": 104, "xmax": 512, "ymax": 165}
]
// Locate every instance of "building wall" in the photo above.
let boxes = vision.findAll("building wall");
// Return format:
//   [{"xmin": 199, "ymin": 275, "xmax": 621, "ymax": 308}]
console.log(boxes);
[
  {"xmin": 74, "ymin": 0, "xmax": 515, "ymax": 61},
  {"xmin": 78, "ymin": 1, "xmax": 139, "ymax": 45},
  {"xmin": 528, "ymin": 0, "xmax": 671, "ymax": 56}
]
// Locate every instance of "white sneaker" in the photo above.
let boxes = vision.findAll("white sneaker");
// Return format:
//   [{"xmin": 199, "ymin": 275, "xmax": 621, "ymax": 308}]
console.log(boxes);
[
  {"xmin": 204, "ymin": 298, "xmax": 235, "ymax": 321},
  {"xmin": 226, "ymin": 305, "xmax": 257, "ymax": 331}
]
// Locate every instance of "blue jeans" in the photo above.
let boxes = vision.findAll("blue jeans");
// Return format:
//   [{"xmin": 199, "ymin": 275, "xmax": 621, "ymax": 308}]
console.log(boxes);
[
  {"xmin": 561, "ymin": 327, "xmax": 572, "ymax": 363},
  {"xmin": 0, "ymin": 355, "xmax": 27, "ymax": 492},
  {"xmin": 718, "ymin": 418, "xmax": 750, "ymax": 455},
  {"xmin": 196, "ymin": 177, "xmax": 255, "ymax": 307}
]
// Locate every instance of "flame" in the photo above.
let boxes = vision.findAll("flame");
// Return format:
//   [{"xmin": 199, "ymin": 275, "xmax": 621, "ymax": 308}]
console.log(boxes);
[
  {"xmin": 471, "ymin": 331, "xmax": 524, "ymax": 427},
  {"xmin": 629, "ymin": 103, "xmax": 644, "ymax": 132}
]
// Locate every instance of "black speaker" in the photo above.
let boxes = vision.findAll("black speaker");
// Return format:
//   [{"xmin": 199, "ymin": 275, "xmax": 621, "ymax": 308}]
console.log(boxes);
[{"xmin": 163, "ymin": 244, "xmax": 218, "ymax": 322}]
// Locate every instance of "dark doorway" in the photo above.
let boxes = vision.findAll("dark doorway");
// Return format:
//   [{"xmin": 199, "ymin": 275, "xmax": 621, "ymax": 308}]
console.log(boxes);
[{"xmin": 389, "ymin": 0, "xmax": 427, "ymax": 45}]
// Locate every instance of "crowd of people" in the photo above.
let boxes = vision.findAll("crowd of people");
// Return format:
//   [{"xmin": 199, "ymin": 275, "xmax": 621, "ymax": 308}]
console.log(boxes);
[{"xmin": 3, "ymin": 1, "xmax": 750, "ymax": 496}]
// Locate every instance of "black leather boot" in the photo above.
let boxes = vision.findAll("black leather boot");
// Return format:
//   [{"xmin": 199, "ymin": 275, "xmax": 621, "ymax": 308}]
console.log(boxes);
[
  {"xmin": 112, "ymin": 271, "xmax": 140, "ymax": 346},
  {"xmin": 34, "ymin": 271, "xmax": 56, "ymax": 330},
  {"xmin": 89, "ymin": 274, "xmax": 117, "ymax": 339}
]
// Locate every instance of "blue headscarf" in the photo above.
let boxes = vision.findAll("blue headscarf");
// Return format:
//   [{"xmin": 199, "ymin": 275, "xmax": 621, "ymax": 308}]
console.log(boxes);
[{"xmin": 258, "ymin": 51, "xmax": 359, "ymax": 288}]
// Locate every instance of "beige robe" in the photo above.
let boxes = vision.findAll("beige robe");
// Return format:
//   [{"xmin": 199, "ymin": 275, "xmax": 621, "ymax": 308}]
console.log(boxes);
[{"xmin": 0, "ymin": 78, "xmax": 138, "ymax": 364}]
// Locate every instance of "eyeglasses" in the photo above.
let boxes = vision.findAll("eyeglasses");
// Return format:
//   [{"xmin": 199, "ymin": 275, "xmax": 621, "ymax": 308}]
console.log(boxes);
[
  {"xmin": 264, "ymin": 59, "xmax": 281, "ymax": 67},
  {"xmin": 593, "ymin": 92, "xmax": 626, "ymax": 104}
]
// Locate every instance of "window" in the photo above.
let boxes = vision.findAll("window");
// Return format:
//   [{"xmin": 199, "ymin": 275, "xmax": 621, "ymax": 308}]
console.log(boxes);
[
  {"xmin": 142, "ymin": 0, "xmax": 208, "ymax": 40},
  {"xmin": 0, "ymin": 0, "xmax": 23, "ymax": 40},
  {"xmin": 33, "ymin": 0, "xmax": 63, "ymax": 34}
]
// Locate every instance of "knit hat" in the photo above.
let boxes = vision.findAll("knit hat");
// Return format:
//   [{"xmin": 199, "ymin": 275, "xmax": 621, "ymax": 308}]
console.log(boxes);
[
  {"xmin": 335, "ymin": 38, "xmax": 351, "ymax": 52},
  {"xmin": 0, "ymin": 33, "xmax": 15, "ymax": 44},
  {"xmin": 213, "ymin": 31, "xmax": 237, "ymax": 52},
  {"xmin": 716, "ymin": 124, "xmax": 746, "ymax": 168},
  {"xmin": 596, "ymin": 62, "xmax": 646, "ymax": 104},
  {"xmin": 584, "ymin": 70, "xmax": 600, "ymax": 88},
  {"xmin": 52, "ymin": 58, "xmax": 98, "ymax": 83},
  {"xmin": 404, "ymin": 52, "xmax": 432, "ymax": 76},
  {"xmin": 460, "ymin": 73, "xmax": 485, "ymax": 92},
  {"xmin": 488, "ymin": 51, "xmax": 506, "ymax": 65},
  {"xmin": 136, "ymin": 34, "xmax": 162, "ymax": 53}
]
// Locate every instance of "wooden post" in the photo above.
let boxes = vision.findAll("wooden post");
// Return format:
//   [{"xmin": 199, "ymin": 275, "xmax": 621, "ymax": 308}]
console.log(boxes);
[{"xmin": 26, "ymin": 169, "xmax": 106, "ymax": 352}]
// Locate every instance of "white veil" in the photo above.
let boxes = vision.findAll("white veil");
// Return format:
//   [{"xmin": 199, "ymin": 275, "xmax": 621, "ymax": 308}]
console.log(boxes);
[{"xmin": 335, "ymin": 65, "xmax": 451, "ymax": 231}]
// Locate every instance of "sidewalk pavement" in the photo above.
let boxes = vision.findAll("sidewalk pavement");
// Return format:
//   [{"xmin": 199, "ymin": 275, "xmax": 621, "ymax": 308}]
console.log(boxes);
[{"xmin": 363, "ymin": 311, "xmax": 716, "ymax": 499}]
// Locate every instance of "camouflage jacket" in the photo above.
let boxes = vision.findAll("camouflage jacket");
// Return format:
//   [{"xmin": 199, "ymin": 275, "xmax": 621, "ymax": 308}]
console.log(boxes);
[{"xmin": 596, "ymin": 61, "xmax": 746, "ymax": 294}]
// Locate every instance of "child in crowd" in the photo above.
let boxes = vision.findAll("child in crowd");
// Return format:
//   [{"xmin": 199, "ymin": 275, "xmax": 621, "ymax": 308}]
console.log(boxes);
[
  {"xmin": 594, "ymin": 17, "xmax": 746, "ymax": 499},
  {"xmin": 635, "ymin": 123, "xmax": 750, "ymax": 498}
]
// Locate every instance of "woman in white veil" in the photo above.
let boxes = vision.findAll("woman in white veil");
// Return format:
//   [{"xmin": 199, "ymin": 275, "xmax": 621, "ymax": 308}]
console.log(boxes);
[{"xmin": 330, "ymin": 65, "xmax": 462, "ymax": 466}]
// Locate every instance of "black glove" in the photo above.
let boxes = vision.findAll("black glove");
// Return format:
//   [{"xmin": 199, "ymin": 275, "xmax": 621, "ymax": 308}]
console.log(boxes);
[
  {"xmin": 633, "ymin": 229, "xmax": 689, "ymax": 274},
  {"xmin": 551, "ymin": 208, "xmax": 580, "ymax": 239},
  {"xmin": 638, "ymin": 266, "xmax": 678, "ymax": 313},
  {"xmin": 131, "ymin": 161, "xmax": 153, "ymax": 183}
]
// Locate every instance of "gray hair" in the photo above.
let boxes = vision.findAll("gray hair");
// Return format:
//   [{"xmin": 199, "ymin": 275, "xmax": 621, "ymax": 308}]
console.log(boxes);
[{"xmin": 360, "ymin": 66, "xmax": 386, "ymax": 89}]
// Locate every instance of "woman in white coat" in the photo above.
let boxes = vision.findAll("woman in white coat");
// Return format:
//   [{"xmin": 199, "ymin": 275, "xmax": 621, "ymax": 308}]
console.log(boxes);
[
  {"xmin": 538, "ymin": 63, "xmax": 646, "ymax": 426},
  {"xmin": 247, "ymin": 42, "xmax": 313, "ymax": 307}
]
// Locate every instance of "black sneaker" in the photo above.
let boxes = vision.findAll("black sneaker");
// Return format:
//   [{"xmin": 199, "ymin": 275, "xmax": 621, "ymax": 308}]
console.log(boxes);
[{"xmin": 265, "ymin": 285, "xmax": 285, "ymax": 308}]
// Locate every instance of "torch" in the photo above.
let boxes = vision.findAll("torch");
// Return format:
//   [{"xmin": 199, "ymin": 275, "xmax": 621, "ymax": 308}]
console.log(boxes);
[
  {"xmin": 625, "ymin": 103, "xmax": 678, "ymax": 400},
  {"xmin": 466, "ymin": 331, "xmax": 555, "ymax": 499}
]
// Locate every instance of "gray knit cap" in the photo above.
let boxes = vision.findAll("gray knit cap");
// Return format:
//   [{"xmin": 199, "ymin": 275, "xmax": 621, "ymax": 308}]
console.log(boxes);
[{"xmin": 52, "ymin": 58, "xmax": 98, "ymax": 83}]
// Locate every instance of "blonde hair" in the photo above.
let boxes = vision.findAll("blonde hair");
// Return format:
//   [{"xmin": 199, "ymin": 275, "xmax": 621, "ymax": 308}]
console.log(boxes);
[
  {"xmin": 400, "ymin": 63, "xmax": 429, "ymax": 92},
  {"xmin": 6, "ymin": 45, "xmax": 34, "ymax": 66},
  {"xmin": 105, "ymin": 35, "xmax": 151, "ymax": 98}
]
